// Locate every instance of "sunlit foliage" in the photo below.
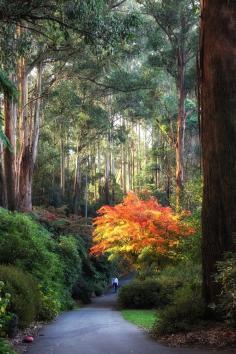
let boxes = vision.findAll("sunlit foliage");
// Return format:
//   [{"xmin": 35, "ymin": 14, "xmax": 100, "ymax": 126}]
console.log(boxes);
[{"xmin": 91, "ymin": 192, "xmax": 194, "ymax": 260}]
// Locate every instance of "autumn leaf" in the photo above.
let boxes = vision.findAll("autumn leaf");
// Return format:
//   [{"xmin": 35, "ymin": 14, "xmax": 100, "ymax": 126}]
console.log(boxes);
[{"xmin": 90, "ymin": 192, "xmax": 194, "ymax": 261}]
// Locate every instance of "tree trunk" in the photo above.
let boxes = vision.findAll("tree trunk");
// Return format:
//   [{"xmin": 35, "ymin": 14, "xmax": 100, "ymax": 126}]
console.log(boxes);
[
  {"xmin": 104, "ymin": 153, "xmax": 110, "ymax": 204},
  {"xmin": 175, "ymin": 50, "xmax": 186, "ymax": 210},
  {"xmin": 3, "ymin": 96, "xmax": 16, "ymax": 210},
  {"xmin": 60, "ymin": 137, "xmax": 65, "ymax": 198},
  {"xmin": 73, "ymin": 148, "xmax": 81, "ymax": 214},
  {"xmin": 201, "ymin": 0, "xmax": 236, "ymax": 305},
  {"xmin": 18, "ymin": 63, "xmax": 42, "ymax": 211}
]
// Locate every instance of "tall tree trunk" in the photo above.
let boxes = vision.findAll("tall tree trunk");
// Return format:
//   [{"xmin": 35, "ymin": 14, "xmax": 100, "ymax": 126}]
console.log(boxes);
[
  {"xmin": 97, "ymin": 142, "xmax": 102, "ymax": 200},
  {"xmin": 122, "ymin": 145, "xmax": 127, "ymax": 194},
  {"xmin": 201, "ymin": 0, "xmax": 236, "ymax": 304},
  {"xmin": 104, "ymin": 153, "xmax": 110, "ymax": 204},
  {"xmin": 60, "ymin": 137, "xmax": 65, "ymax": 198},
  {"xmin": 73, "ymin": 147, "xmax": 81, "ymax": 214},
  {"xmin": 18, "ymin": 63, "xmax": 42, "ymax": 211},
  {"xmin": 175, "ymin": 50, "xmax": 186, "ymax": 210},
  {"xmin": 3, "ymin": 96, "xmax": 16, "ymax": 210}
]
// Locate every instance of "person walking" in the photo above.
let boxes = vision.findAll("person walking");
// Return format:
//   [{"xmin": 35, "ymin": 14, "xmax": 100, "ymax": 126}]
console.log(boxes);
[{"xmin": 112, "ymin": 277, "xmax": 119, "ymax": 293}]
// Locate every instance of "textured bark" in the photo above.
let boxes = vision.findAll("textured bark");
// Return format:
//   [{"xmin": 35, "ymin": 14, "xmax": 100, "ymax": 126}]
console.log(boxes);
[
  {"xmin": 73, "ymin": 149, "xmax": 81, "ymax": 214},
  {"xmin": 201, "ymin": 0, "xmax": 236, "ymax": 304},
  {"xmin": 60, "ymin": 137, "xmax": 65, "ymax": 197},
  {"xmin": 18, "ymin": 63, "xmax": 42, "ymax": 211},
  {"xmin": 175, "ymin": 51, "xmax": 186, "ymax": 210},
  {"xmin": 104, "ymin": 153, "xmax": 110, "ymax": 204},
  {"xmin": 3, "ymin": 96, "xmax": 16, "ymax": 210}
]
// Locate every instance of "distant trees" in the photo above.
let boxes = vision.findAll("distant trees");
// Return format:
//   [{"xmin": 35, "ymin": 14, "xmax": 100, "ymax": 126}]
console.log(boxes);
[
  {"xmin": 201, "ymin": 1, "xmax": 236, "ymax": 304},
  {"xmin": 0, "ymin": 1, "xmax": 139, "ymax": 211},
  {"xmin": 138, "ymin": 0, "xmax": 198, "ymax": 209}
]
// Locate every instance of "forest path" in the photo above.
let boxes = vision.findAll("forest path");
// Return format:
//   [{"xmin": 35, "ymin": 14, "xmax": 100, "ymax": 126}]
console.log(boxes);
[{"xmin": 27, "ymin": 290, "xmax": 232, "ymax": 354}]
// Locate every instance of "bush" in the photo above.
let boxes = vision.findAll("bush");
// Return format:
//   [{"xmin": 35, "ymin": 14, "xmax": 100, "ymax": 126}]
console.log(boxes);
[
  {"xmin": 156, "ymin": 262, "xmax": 202, "ymax": 306},
  {"xmin": 39, "ymin": 289, "xmax": 61, "ymax": 321},
  {"xmin": 72, "ymin": 278, "xmax": 93, "ymax": 304},
  {"xmin": 0, "ymin": 338, "xmax": 17, "ymax": 354},
  {"xmin": 58, "ymin": 235, "xmax": 82, "ymax": 291},
  {"xmin": 0, "ymin": 281, "xmax": 12, "ymax": 337},
  {"xmin": 215, "ymin": 253, "xmax": 236, "ymax": 326},
  {"xmin": 0, "ymin": 208, "xmax": 63, "ymax": 292},
  {"xmin": 94, "ymin": 284, "xmax": 103, "ymax": 297},
  {"xmin": 118, "ymin": 279, "xmax": 161, "ymax": 309},
  {"xmin": 0, "ymin": 209, "xmax": 76, "ymax": 318},
  {"xmin": 153, "ymin": 283, "xmax": 205, "ymax": 335},
  {"xmin": 0, "ymin": 266, "xmax": 41, "ymax": 328},
  {"xmin": 0, "ymin": 208, "xmax": 112, "ymax": 324}
]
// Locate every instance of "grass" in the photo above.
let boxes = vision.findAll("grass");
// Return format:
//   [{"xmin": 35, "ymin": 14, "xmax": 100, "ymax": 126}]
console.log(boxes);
[{"xmin": 121, "ymin": 309, "xmax": 157, "ymax": 330}]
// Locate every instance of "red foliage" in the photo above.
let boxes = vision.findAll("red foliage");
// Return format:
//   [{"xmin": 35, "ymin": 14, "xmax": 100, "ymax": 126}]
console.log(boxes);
[{"xmin": 90, "ymin": 192, "xmax": 194, "ymax": 258}]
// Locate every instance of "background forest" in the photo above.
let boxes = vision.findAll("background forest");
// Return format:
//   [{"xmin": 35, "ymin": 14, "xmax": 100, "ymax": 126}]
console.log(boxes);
[{"xmin": 0, "ymin": 1, "xmax": 235, "ymax": 353}]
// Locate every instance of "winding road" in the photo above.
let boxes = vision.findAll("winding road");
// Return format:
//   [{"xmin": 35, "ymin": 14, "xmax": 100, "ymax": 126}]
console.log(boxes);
[{"xmin": 27, "ymin": 291, "xmax": 233, "ymax": 354}]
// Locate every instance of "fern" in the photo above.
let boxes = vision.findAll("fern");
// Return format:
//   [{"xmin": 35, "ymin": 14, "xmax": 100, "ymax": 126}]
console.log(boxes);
[
  {"xmin": 0, "ymin": 69, "xmax": 17, "ymax": 100},
  {"xmin": 0, "ymin": 102, "xmax": 12, "ymax": 150}
]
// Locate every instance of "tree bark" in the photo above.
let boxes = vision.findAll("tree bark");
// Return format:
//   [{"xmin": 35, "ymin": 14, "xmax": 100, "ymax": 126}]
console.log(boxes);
[
  {"xmin": 3, "ymin": 96, "xmax": 16, "ymax": 210},
  {"xmin": 60, "ymin": 136, "xmax": 65, "ymax": 198},
  {"xmin": 175, "ymin": 50, "xmax": 186, "ymax": 210},
  {"xmin": 73, "ymin": 147, "xmax": 81, "ymax": 214},
  {"xmin": 18, "ymin": 63, "xmax": 42, "ymax": 211},
  {"xmin": 201, "ymin": 0, "xmax": 236, "ymax": 304}
]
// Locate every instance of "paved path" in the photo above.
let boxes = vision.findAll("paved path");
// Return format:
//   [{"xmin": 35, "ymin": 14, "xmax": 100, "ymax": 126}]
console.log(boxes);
[{"xmin": 27, "ymin": 291, "xmax": 233, "ymax": 354}]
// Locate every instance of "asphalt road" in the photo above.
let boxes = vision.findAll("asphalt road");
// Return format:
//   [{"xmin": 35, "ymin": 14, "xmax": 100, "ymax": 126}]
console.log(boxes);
[{"xmin": 27, "ymin": 291, "xmax": 233, "ymax": 354}]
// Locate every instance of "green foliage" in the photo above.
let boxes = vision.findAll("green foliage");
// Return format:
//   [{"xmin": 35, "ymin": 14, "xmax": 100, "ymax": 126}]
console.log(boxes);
[
  {"xmin": 177, "ymin": 211, "xmax": 202, "ymax": 264},
  {"xmin": 94, "ymin": 283, "xmax": 103, "ymax": 297},
  {"xmin": 0, "ymin": 266, "xmax": 41, "ymax": 328},
  {"xmin": 157, "ymin": 261, "xmax": 202, "ymax": 304},
  {"xmin": 0, "ymin": 69, "xmax": 17, "ymax": 100},
  {"xmin": 0, "ymin": 208, "xmax": 89, "ymax": 322},
  {"xmin": 71, "ymin": 254, "xmax": 109, "ymax": 303},
  {"xmin": 0, "ymin": 110, "xmax": 12, "ymax": 150},
  {"xmin": 0, "ymin": 338, "xmax": 17, "ymax": 354},
  {"xmin": 153, "ymin": 283, "xmax": 205, "ymax": 335},
  {"xmin": 0, "ymin": 282, "xmax": 11, "ymax": 336},
  {"xmin": 118, "ymin": 279, "xmax": 161, "ymax": 309},
  {"xmin": 0, "ymin": 208, "xmax": 67, "ymax": 315},
  {"xmin": 58, "ymin": 235, "xmax": 82, "ymax": 291},
  {"xmin": 0, "ymin": 208, "xmax": 61, "ymax": 286},
  {"xmin": 182, "ymin": 176, "xmax": 202, "ymax": 212},
  {"xmin": 39, "ymin": 289, "xmax": 61, "ymax": 321},
  {"xmin": 72, "ymin": 278, "xmax": 93, "ymax": 304},
  {"xmin": 215, "ymin": 253, "xmax": 236, "ymax": 326}
]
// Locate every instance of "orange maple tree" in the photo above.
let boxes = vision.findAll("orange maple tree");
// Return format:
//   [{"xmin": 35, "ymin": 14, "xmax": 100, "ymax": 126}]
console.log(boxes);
[{"xmin": 90, "ymin": 192, "xmax": 194, "ymax": 259}]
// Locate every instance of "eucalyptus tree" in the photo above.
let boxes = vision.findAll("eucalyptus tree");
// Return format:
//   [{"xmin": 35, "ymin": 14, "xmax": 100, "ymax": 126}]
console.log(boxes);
[
  {"xmin": 0, "ymin": 0, "xmax": 139, "ymax": 211},
  {"xmin": 137, "ymin": 0, "xmax": 199, "ymax": 209}
]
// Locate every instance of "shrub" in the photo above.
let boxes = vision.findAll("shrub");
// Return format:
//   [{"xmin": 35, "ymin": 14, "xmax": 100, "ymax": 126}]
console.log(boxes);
[
  {"xmin": 94, "ymin": 283, "xmax": 103, "ymax": 297},
  {"xmin": 0, "ymin": 338, "xmax": 17, "ymax": 354},
  {"xmin": 118, "ymin": 279, "xmax": 161, "ymax": 309},
  {"xmin": 0, "ymin": 209, "xmax": 73, "ymax": 318},
  {"xmin": 58, "ymin": 235, "xmax": 82, "ymax": 291},
  {"xmin": 156, "ymin": 262, "xmax": 202, "ymax": 306},
  {"xmin": 0, "ymin": 208, "xmax": 63, "ymax": 291},
  {"xmin": 72, "ymin": 278, "xmax": 93, "ymax": 304},
  {"xmin": 215, "ymin": 253, "xmax": 236, "ymax": 326},
  {"xmin": 153, "ymin": 282, "xmax": 205, "ymax": 335},
  {"xmin": 0, "ymin": 281, "xmax": 12, "ymax": 337},
  {"xmin": 0, "ymin": 266, "xmax": 41, "ymax": 328},
  {"xmin": 39, "ymin": 289, "xmax": 61, "ymax": 321}
]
